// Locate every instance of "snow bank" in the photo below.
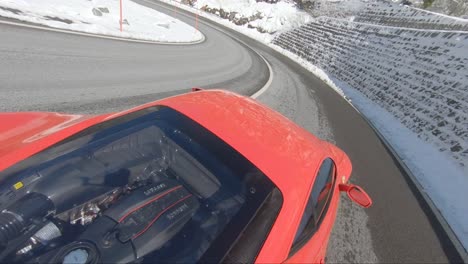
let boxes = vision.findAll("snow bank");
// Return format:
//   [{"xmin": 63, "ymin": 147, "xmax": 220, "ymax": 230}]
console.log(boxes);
[
  {"xmin": 0, "ymin": 0, "xmax": 203, "ymax": 43},
  {"xmin": 174, "ymin": 0, "xmax": 312, "ymax": 34}
]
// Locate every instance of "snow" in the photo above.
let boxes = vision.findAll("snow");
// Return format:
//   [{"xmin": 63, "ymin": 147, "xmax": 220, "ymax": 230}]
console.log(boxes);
[
  {"xmin": 196, "ymin": 0, "xmax": 312, "ymax": 33},
  {"xmin": 173, "ymin": 0, "xmax": 312, "ymax": 34},
  {"xmin": 160, "ymin": 0, "xmax": 292, "ymax": 42},
  {"xmin": 0, "ymin": 0, "xmax": 203, "ymax": 42}
]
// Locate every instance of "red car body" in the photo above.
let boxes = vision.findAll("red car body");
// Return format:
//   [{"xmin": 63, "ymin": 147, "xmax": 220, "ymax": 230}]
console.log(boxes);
[{"xmin": 0, "ymin": 90, "xmax": 370, "ymax": 263}]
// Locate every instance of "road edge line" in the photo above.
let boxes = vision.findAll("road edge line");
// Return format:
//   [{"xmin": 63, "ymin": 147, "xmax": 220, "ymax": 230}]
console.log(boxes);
[{"xmin": 251, "ymin": 53, "xmax": 273, "ymax": 99}]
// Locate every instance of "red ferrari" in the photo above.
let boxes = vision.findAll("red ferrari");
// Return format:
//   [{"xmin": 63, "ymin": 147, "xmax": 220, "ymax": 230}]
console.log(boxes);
[{"xmin": 0, "ymin": 89, "xmax": 371, "ymax": 263}]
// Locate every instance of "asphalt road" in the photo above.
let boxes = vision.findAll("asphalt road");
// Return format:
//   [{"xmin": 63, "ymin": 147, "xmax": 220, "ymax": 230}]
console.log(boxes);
[{"xmin": 0, "ymin": 1, "xmax": 461, "ymax": 262}]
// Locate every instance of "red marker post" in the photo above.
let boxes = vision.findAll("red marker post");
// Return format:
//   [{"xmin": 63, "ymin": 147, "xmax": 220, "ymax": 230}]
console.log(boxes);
[{"xmin": 119, "ymin": 0, "xmax": 123, "ymax": 32}]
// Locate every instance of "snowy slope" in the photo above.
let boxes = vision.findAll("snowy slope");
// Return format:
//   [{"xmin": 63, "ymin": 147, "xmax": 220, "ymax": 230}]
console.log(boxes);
[
  {"xmin": 174, "ymin": 0, "xmax": 312, "ymax": 34},
  {"xmin": 0, "ymin": 0, "xmax": 203, "ymax": 42}
]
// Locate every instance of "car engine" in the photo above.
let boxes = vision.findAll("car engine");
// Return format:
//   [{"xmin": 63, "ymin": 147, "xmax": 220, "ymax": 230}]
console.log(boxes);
[
  {"xmin": 0, "ymin": 124, "xmax": 244, "ymax": 263},
  {"xmin": 0, "ymin": 177, "xmax": 199, "ymax": 263}
]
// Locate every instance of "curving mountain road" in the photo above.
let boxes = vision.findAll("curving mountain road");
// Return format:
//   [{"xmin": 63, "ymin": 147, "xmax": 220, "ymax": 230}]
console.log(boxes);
[{"xmin": 0, "ymin": 0, "xmax": 461, "ymax": 262}]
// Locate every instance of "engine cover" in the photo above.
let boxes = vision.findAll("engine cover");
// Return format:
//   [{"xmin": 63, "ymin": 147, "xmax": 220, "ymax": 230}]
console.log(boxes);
[
  {"xmin": 104, "ymin": 179, "xmax": 199, "ymax": 259},
  {"xmin": 41, "ymin": 180, "xmax": 199, "ymax": 263}
]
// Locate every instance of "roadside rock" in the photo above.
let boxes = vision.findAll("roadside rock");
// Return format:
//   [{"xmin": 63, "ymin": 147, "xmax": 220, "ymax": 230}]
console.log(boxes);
[
  {"xmin": 92, "ymin": 8, "xmax": 102, "ymax": 17},
  {"xmin": 181, "ymin": 0, "xmax": 196, "ymax": 6},
  {"xmin": 98, "ymin": 7, "xmax": 109, "ymax": 13},
  {"xmin": 201, "ymin": 6, "xmax": 268, "ymax": 33},
  {"xmin": 157, "ymin": 23, "xmax": 170, "ymax": 29}
]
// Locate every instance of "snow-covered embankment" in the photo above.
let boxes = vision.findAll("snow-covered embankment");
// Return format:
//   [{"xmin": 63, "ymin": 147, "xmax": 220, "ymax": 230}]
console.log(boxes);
[{"xmin": 0, "ymin": 0, "xmax": 203, "ymax": 42}]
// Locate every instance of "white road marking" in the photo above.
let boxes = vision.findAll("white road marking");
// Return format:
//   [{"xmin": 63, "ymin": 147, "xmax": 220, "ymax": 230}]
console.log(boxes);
[{"xmin": 251, "ymin": 53, "xmax": 273, "ymax": 99}]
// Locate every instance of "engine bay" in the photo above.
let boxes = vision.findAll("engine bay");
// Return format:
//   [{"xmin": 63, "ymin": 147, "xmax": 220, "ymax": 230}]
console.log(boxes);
[
  {"xmin": 0, "ymin": 112, "xmax": 251, "ymax": 264},
  {"xmin": 23, "ymin": 179, "xmax": 201, "ymax": 264}
]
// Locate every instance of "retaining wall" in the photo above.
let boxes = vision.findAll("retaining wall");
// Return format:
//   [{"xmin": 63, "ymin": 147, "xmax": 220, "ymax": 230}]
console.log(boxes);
[
  {"xmin": 308, "ymin": 0, "xmax": 468, "ymax": 31},
  {"xmin": 272, "ymin": 17, "xmax": 468, "ymax": 166}
]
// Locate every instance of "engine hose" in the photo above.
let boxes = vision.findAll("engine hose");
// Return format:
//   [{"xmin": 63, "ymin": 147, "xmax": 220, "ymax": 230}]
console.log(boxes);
[
  {"xmin": 0, "ymin": 212, "xmax": 24, "ymax": 246},
  {"xmin": 0, "ymin": 193, "xmax": 54, "ymax": 246}
]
